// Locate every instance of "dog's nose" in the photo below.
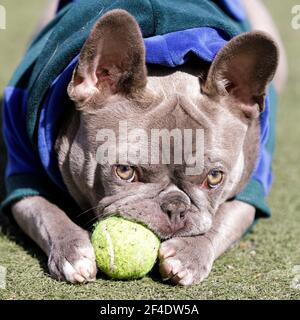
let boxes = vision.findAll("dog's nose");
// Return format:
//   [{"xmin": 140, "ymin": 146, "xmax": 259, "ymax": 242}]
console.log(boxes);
[{"xmin": 161, "ymin": 199, "xmax": 187, "ymax": 223}]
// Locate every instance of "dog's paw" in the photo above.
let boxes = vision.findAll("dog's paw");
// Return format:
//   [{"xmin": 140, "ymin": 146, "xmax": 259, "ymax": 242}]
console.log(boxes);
[
  {"xmin": 159, "ymin": 236, "xmax": 215, "ymax": 286},
  {"xmin": 48, "ymin": 230, "xmax": 97, "ymax": 284}
]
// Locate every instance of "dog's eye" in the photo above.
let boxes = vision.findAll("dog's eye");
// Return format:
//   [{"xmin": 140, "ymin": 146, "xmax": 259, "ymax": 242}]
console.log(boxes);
[
  {"xmin": 206, "ymin": 170, "xmax": 224, "ymax": 189},
  {"xmin": 115, "ymin": 165, "xmax": 137, "ymax": 182}
]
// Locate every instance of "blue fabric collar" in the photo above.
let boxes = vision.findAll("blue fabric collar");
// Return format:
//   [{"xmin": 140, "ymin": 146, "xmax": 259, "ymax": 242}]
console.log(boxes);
[{"xmin": 144, "ymin": 27, "xmax": 228, "ymax": 66}]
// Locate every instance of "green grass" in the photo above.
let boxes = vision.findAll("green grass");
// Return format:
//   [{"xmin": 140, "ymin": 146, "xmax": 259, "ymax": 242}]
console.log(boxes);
[{"xmin": 1, "ymin": 0, "xmax": 300, "ymax": 300}]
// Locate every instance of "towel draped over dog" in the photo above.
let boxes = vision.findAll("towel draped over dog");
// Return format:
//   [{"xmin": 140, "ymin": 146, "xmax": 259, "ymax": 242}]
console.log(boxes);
[{"xmin": 1, "ymin": 0, "xmax": 277, "ymax": 218}]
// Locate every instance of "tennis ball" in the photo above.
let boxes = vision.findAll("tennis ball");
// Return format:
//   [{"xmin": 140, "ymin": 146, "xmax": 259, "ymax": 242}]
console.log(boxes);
[{"xmin": 91, "ymin": 216, "xmax": 160, "ymax": 280}]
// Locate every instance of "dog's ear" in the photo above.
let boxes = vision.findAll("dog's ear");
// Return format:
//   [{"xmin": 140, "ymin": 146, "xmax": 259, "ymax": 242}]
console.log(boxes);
[
  {"xmin": 203, "ymin": 31, "xmax": 278, "ymax": 117},
  {"xmin": 68, "ymin": 9, "xmax": 147, "ymax": 108}
]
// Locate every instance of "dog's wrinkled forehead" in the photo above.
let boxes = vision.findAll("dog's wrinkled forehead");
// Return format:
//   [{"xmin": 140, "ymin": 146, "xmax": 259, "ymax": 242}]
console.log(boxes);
[
  {"xmin": 143, "ymin": 70, "xmax": 247, "ymax": 156},
  {"xmin": 81, "ymin": 68, "xmax": 248, "ymax": 172},
  {"xmin": 146, "ymin": 69, "xmax": 245, "ymax": 130}
]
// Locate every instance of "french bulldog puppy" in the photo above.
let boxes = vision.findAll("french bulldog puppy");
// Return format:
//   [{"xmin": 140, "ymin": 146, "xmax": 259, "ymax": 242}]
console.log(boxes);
[{"xmin": 11, "ymin": 1, "xmax": 286, "ymax": 285}]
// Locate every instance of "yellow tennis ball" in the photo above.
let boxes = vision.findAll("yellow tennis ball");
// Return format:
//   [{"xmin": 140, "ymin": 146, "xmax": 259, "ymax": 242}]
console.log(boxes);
[{"xmin": 91, "ymin": 217, "xmax": 160, "ymax": 280}]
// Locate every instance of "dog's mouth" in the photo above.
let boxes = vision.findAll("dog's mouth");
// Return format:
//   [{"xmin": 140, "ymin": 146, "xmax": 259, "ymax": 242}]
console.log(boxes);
[
  {"xmin": 95, "ymin": 196, "xmax": 212, "ymax": 240},
  {"xmin": 95, "ymin": 207, "xmax": 176, "ymax": 240}
]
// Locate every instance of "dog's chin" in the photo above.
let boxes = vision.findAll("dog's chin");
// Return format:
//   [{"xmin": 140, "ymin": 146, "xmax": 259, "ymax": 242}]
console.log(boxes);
[{"xmin": 99, "ymin": 204, "xmax": 213, "ymax": 240}]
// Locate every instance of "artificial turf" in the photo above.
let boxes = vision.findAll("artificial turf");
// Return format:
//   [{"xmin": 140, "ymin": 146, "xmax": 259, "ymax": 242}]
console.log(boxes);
[{"xmin": 0, "ymin": 0, "xmax": 300, "ymax": 300}]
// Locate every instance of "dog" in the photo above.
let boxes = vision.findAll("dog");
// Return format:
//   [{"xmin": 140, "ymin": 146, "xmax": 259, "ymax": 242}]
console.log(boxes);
[{"xmin": 3, "ymin": 0, "xmax": 287, "ymax": 285}]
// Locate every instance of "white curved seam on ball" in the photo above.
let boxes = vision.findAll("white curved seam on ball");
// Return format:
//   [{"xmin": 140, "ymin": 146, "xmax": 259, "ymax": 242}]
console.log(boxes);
[{"xmin": 102, "ymin": 223, "xmax": 115, "ymax": 272}]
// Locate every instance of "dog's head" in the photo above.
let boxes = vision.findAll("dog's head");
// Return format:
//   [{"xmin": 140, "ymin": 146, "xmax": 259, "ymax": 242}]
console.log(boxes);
[{"xmin": 57, "ymin": 10, "xmax": 278, "ymax": 239}]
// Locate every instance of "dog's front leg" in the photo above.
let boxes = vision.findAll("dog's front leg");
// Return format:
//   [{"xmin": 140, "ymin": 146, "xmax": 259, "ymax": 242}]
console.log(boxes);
[
  {"xmin": 159, "ymin": 200, "xmax": 255, "ymax": 286},
  {"xmin": 11, "ymin": 196, "xmax": 97, "ymax": 283}
]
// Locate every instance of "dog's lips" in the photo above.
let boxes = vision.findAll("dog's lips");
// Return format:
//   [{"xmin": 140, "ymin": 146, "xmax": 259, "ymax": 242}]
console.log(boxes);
[
  {"xmin": 95, "ymin": 191, "xmax": 212, "ymax": 239},
  {"xmin": 97, "ymin": 204, "xmax": 189, "ymax": 239}
]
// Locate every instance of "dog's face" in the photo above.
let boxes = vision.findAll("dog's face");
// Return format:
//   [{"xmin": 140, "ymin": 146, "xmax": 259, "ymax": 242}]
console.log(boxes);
[{"xmin": 58, "ymin": 10, "xmax": 278, "ymax": 239}]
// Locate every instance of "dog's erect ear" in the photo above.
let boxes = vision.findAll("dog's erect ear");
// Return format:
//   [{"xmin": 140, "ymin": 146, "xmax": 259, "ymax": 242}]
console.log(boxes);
[
  {"xmin": 68, "ymin": 9, "xmax": 147, "ymax": 108},
  {"xmin": 203, "ymin": 31, "xmax": 278, "ymax": 117}
]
